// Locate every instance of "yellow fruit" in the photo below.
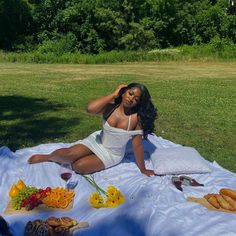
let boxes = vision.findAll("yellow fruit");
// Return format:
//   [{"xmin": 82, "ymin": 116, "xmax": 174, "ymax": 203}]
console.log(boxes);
[
  {"xmin": 16, "ymin": 179, "xmax": 26, "ymax": 191},
  {"xmin": 9, "ymin": 184, "xmax": 20, "ymax": 198}
]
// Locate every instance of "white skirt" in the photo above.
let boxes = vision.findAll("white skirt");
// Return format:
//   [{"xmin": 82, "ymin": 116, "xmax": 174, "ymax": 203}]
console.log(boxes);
[{"xmin": 79, "ymin": 130, "xmax": 124, "ymax": 168}]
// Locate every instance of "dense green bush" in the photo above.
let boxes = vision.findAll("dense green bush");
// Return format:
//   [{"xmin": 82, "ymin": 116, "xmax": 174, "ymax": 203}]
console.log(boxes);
[
  {"xmin": 37, "ymin": 33, "xmax": 78, "ymax": 55},
  {"xmin": 0, "ymin": 0, "xmax": 236, "ymax": 53}
]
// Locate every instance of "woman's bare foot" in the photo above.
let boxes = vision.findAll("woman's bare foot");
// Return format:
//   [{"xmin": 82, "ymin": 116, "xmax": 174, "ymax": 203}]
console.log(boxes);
[{"xmin": 28, "ymin": 154, "xmax": 50, "ymax": 164}]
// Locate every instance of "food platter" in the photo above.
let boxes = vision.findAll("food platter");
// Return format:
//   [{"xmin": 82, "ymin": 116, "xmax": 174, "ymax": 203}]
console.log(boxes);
[
  {"xmin": 4, "ymin": 199, "xmax": 73, "ymax": 215},
  {"xmin": 5, "ymin": 183, "xmax": 75, "ymax": 215}
]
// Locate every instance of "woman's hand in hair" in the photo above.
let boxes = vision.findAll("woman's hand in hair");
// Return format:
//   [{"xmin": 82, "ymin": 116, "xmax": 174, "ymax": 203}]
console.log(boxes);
[{"xmin": 112, "ymin": 84, "xmax": 127, "ymax": 98}]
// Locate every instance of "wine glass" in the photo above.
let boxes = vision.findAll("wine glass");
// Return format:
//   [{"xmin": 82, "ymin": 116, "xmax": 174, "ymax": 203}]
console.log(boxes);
[
  {"xmin": 60, "ymin": 163, "xmax": 72, "ymax": 189},
  {"xmin": 67, "ymin": 172, "xmax": 79, "ymax": 190}
]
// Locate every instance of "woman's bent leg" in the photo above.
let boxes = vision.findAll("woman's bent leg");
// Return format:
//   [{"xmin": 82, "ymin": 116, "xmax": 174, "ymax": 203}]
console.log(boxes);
[
  {"xmin": 72, "ymin": 154, "xmax": 105, "ymax": 174},
  {"xmin": 28, "ymin": 144, "xmax": 93, "ymax": 164}
]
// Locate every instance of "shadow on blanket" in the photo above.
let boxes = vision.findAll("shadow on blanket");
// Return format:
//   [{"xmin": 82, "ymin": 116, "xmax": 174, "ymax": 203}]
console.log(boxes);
[
  {"xmin": 84, "ymin": 215, "xmax": 145, "ymax": 236},
  {"xmin": 122, "ymin": 139, "xmax": 157, "ymax": 163}
]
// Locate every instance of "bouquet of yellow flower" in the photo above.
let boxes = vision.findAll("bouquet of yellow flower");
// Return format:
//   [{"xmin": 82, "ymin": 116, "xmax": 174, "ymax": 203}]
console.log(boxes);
[{"xmin": 82, "ymin": 175, "xmax": 125, "ymax": 208}]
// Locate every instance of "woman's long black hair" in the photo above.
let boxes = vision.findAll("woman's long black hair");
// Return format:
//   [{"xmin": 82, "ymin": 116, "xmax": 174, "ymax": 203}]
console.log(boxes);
[{"xmin": 114, "ymin": 83, "xmax": 157, "ymax": 139}]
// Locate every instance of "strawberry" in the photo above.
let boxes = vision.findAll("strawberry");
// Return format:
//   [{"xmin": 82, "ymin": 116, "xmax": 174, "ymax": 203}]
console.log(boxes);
[
  {"xmin": 25, "ymin": 203, "xmax": 33, "ymax": 211},
  {"xmin": 46, "ymin": 187, "xmax": 51, "ymax": 192}
]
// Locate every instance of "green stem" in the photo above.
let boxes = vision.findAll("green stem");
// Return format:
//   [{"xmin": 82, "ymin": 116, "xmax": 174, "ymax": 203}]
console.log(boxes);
[{"xmin": 82, "ymin": 175, "xmax": 107, "ymax": 195}]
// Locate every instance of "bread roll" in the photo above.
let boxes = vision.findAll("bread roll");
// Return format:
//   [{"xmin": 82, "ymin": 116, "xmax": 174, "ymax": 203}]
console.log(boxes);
[
  {"xmin": 219, "ymin": 188, "xmax": 236, "ymax": 201},
  {"xmin": 46, "ymin": 216, "xmax": 61, "ymax": 227},
  {"xmin": 60, "ymin": 217, "xmax": 77, "ymax": 227},
  {"xmin": 221, "ymin": 194, "xmax": 236, "ymax": 210},
  {"xmin": 204, "ymin": 194, "xmax": 220, "ymax": 209},
  {"xmin": 204, "ymin": 194, "xmax": 212, "ymax": 200},
  {"xmin": 215, "ymin": 194, "xmax": 234, "ymax": 211}
]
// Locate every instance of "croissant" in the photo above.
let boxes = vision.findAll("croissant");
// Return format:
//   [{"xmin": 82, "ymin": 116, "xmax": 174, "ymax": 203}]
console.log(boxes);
[
  {"xmin": 221, "ymin": 194, "xmax": 236, "ymax": 210},
  {"xmin": 46, "ymin": 217, "xmax": 62, "ymax": 227},
  {"xmin": 60, "ymin": 217, "xmax": 77, "ymax": 227},
  {"xmin": 219, "ymin": 188, "xmax": 236, "ymax": 201},
  {"xmin": 215, "ymin": 194, "xmax": 235, "ymax": 211},
  {"xmin": 204, "ymin": 194, "xmax": 220, "ymax": 209}
]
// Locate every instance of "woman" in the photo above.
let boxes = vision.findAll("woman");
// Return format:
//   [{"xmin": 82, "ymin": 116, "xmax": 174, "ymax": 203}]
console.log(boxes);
[{"xmin": 28, "ymin": 83, "xmax": 157, "ymax": 176}]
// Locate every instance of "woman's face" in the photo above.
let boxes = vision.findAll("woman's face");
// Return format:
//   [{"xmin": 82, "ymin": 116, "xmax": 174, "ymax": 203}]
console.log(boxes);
[{"xmin": 122, "ymin": 87, "xmax": 142, "ymax": 108}]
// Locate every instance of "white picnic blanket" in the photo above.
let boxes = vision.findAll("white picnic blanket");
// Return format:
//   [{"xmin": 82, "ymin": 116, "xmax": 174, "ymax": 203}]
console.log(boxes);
[{"xmin": 0, "ymin": 135, "xmax": 236, "ymax": 236}]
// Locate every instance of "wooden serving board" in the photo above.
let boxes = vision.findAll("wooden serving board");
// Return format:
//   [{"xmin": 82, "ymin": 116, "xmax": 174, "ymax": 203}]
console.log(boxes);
[
  {"xmin": 187, "ymin": 196, "xmax": 236, "ymax": 214},
  {"xmin": 4, "ymin": 200, "xmax": 73, "ymax": 215},
  {"xmin": 69, "ymin": 222, "xmax": 89, "ymax": 235}
]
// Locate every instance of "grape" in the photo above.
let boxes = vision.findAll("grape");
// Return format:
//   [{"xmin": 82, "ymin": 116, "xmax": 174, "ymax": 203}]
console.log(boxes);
[{"xmin": 12, "ymin": 186, "xmax": 38, "ymax": 210}]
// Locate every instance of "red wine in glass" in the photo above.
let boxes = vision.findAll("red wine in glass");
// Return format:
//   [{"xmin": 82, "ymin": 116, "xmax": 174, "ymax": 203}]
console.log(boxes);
[
  {"xmin": 61, "ymin": 172, "xmax": 72, "ymax": 181},
  {"xmin": 60, "ymin": 163, "xmax": 72, "ymax": 188}
]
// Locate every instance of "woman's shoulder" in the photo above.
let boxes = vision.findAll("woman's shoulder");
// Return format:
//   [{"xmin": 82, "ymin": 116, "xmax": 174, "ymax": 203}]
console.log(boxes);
[
  {"xmin": 130, "ymin": 113, "xmax": 142, "ymax": 130},
  {"xmin": 103, "ymin": 103, "xmax": 117, "ymax": 120},
  {"xmin": 131, "ymin": 112, "xmax": 138, "ymax": 121}
]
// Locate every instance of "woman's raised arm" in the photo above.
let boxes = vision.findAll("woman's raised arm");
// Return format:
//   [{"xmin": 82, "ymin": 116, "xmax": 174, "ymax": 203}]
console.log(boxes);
[{"xmin": 86, "ymin": 84, "xmax": 127, "ymax": 114}]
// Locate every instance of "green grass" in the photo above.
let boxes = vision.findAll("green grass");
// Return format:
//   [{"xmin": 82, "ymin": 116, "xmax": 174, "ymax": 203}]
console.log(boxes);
[{"xmin": 0, "ymin": 62, "xmax": 235, "ymax": 172}]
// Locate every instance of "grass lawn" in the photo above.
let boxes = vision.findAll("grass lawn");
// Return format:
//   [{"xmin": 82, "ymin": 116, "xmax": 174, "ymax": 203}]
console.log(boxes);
[{"xmin": 0, "ymin": 61, "xmax": 235, "ymax": 172}]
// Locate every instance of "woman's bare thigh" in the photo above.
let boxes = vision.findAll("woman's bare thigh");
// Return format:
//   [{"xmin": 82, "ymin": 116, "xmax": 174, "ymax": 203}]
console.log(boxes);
[
  {"xmin": 61, "ymin": 143, "xmax": 94, "ymax": 163},
  {"xmin": 72, "ymin": 154, "xmax": 105, "ymax": 174}
]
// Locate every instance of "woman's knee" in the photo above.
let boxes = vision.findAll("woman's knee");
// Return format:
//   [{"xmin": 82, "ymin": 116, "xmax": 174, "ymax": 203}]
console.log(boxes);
[
  {"xmin": 72, "ymin": 156, "xmax": 105, "ymax": 174},
  {"xmin": 72, "ymin": 159, "xmax": 87, "ymax": 174}
]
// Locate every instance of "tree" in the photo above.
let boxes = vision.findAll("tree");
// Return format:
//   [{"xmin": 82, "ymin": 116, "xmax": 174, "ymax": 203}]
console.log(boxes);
[{"xmin": 0, "ymin": 0, "xmax": 33, "ymax": 50}]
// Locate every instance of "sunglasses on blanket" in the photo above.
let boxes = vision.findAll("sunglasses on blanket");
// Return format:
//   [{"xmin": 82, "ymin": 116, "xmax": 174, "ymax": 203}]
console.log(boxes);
[{"xmin": 171, "ymin": 176, "xmax": 204, "ymax": 191}]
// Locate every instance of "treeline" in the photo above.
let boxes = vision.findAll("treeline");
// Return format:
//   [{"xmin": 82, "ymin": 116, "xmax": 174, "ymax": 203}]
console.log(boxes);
[{"xmin": 0, "ymin": 0, "xmax": 235, "ymax": 54}]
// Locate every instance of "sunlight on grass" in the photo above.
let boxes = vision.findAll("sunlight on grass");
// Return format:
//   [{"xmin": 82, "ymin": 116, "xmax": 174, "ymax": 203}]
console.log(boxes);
[{"xmin": 0, "ymin": 62, "xmax": 235, "ymax": 172}]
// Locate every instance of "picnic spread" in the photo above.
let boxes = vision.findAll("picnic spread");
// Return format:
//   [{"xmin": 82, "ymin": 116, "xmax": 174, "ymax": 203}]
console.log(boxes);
[{"xmin": 1, "ymin": 134, "xmax": 236, "ymax": 236}]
